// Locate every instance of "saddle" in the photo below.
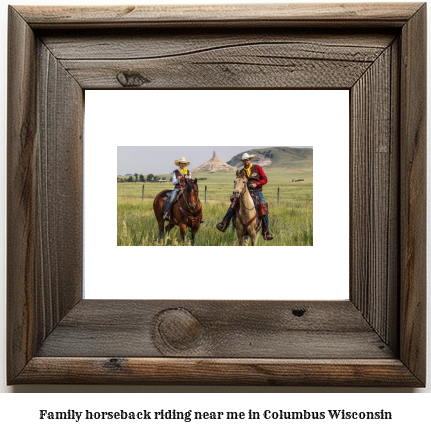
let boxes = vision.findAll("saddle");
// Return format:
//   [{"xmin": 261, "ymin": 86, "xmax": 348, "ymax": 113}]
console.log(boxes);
[{"xmin": 160, "ymin": 190, "xmax": 176, "ymax": 202}]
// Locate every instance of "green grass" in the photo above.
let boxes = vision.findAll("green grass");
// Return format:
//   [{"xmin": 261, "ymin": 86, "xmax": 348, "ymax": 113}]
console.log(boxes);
[{"xmin": 117, "ymin": 171, "xmax": 313, "ymax": 246}]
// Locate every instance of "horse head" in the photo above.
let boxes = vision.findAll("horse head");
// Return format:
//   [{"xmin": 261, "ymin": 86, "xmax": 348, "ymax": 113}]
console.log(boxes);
[
  {"xmin": 233, "ymin": 170, "xmax": 248, "ymax": 198},
  {"xmin": 185, "ymin": 178, "xmax": 199, "ymax": 208}
]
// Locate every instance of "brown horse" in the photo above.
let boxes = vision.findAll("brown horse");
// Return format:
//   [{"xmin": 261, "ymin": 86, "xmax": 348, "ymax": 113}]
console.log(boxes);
[
  {"xmin": 153, "ymin": 179, "xmax": 202, "ymax": 245},
  {"xmin": 233, "ymin": 170, "xmax": 260, "ymax": 246}
]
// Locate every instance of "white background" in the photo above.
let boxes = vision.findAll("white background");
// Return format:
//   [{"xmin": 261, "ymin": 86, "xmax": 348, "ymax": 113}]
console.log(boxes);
[
  {"xmin": 85, "ymin": 90, "xmax": 349, "ymax": 300},
  {"xmin": 0, "ymin": 0, "xmax": 430, "ymax": 427}
]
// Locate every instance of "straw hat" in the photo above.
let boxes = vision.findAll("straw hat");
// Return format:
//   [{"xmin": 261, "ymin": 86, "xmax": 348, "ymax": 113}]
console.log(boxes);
[
  {"xmin": 239, "ymin": 152, "xmax": 255, "ymax": 161},
  {"xmin": 174, "ymin": 157, "xmax": 190, "ymax": 167}
]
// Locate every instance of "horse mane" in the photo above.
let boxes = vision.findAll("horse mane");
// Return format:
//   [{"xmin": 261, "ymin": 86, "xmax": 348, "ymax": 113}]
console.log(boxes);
[{"xmin": 186, "ymin": 179, "xmax": 197, "ymax": 194}]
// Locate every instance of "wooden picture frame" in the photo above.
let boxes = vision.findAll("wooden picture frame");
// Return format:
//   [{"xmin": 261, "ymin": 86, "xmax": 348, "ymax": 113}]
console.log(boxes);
[{"xmin": 7, "ymin": 3, "xmax": 426, "ymax": 386}]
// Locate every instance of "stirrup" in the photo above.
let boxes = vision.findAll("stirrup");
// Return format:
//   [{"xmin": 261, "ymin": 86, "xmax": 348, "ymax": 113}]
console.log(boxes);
[
  {"xmin": 163, "ymin": 213, "xmax": 170, "ymax": 221},
  {"xmin": 263, "ymin": 230, "xmax": 274, "ymax": 241},
  {"xmin": 216, "ymin": 220, "xmax": 229, "ymax": 232}
]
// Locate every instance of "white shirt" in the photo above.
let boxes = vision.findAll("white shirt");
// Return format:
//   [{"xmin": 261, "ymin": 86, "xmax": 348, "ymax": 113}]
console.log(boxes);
[{"xmin": 172, "ymin": 170, "xmax": 192, "ymax": 185}]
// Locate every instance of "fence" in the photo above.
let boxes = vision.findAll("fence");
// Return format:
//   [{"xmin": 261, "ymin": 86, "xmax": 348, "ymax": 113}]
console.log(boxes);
[{"xmin": 140, "ymin": 185, "xmax": 286, "ymax": 204}]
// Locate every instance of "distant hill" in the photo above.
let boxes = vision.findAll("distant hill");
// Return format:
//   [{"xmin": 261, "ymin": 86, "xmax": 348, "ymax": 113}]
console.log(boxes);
[
  {"xmin": 227, "ymin": 147, "xmax": 313, "ymax": 172},
  {"xmin": 192, "ymin": 151, "xmax": 236, "ymax": 173}
]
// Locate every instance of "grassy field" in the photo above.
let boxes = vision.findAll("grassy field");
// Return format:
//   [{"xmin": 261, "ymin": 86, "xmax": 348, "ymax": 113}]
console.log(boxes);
[{"xmin": 117, "ymin": 170, "xmax": 313, "ymax": 246}]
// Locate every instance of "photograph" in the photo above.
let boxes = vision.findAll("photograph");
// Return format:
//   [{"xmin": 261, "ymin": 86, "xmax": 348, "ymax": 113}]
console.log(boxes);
[{"xmin": 117, "ymin": 146, "xmax": 313, "ymax": 246}]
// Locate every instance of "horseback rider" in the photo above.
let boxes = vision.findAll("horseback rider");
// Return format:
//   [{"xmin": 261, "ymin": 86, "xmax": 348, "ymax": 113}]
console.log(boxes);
[
  {"xmin": 163, "ymin": 156, "xmax": 192, "ymax": 221},
  {"xmin": 216, "ymin": 153, "xmax": 274, "ymax": 241}
]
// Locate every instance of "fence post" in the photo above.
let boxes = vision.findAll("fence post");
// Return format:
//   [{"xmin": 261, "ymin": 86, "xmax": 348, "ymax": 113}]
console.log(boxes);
[
  {"xmin": 142, "ymin": 185, "xmax": 145, "ymax": 202},
  {"xmin": 277, "ymin": 187, "xmax": 280, "ymax": 205},
  {"xmin": 205, "ymin": 185, "xmax": 207, "ymax": 204}
]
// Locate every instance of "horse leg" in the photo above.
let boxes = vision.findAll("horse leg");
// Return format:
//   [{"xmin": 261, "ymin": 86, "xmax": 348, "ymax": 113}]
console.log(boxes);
[
  {"xmin": 191, "ymin": 230, "xmax": 196, "ymax": 246},
  {"xmin": 179, "ymin": 223, "xmax": 187, "ymax": 244},
  {"xmin": 153, "ymin": 197, "xmax": 168, "ymax": 241},
  {"xmin": 243, "ymin": 225, "xmax": 255, "ymax": 246},
  {"xmin": 157, "ymin": 218, "xmax": 165, "ymax": 240},
  {"xmin": 165, "ymin": 220, "xmax": 175, "ymax": 240},
  {"xmin": 250, "ymin": 228, "xmax": 256, "ymax": 246},
  {"xmin": 237, "ymin": 226, "xmax": 245, "ymax": 246}
]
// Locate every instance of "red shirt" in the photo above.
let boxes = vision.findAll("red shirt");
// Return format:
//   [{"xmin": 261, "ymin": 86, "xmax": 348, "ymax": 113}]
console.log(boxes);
[{"xmin": 254, "ymin": 165, "xmax": 268, "ymax": 188}]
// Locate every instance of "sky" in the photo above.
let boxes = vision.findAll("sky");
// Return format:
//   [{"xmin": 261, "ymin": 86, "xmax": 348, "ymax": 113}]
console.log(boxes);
[{"xmin": 117, "ymin": 145, "xmax": 276, "ymax": 175}]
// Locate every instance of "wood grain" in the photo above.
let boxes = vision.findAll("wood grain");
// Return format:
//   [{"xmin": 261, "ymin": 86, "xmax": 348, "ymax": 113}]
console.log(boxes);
[
  {"xmin": 16, "ymin": 3, "xmax": 423, "ymax": 29},
  {"xmin": 35, "ymin": 40, "xmax": 84, "ymax": 337},
  {"xmin": 350, "ymin": 43, "xmax": 399, "ymax": 348},
  {"xmin": 399, "ymin": 3, "xmax": 427, "ymax": 385},
  {"xmin": 7, "ymin": 6, "xmax": 38, "ymax": 381},
  {"xmin": 41, "ymin": 31, "xmax": 395, "ymax": 60},
  {"xmin": 15, "ymin": 358, "xmax": 423, "ymax": 386},
  {"xmin": 36, "ymin": 300, "xmax": 394, "ymax": 359},
  {"xmin": 62, "ymin": 45, "xmax": 387, "ymax": 90},
  {"xmin": 40, "ymin": 30, "xmax": 394, "ymax": 89},
  {"xmin": 7, "ymin": 6, "xmax": 83, "ymax": 383}
]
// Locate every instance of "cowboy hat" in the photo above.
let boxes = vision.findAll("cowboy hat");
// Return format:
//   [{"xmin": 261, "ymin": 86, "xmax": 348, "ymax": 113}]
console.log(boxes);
[
  {"xmin": 174, "ymin": 157, "xmax": 190, "ymax": 167},
  {"xmin": 239, "ymin": 152, "xmax": 255, "ymax": 161}
]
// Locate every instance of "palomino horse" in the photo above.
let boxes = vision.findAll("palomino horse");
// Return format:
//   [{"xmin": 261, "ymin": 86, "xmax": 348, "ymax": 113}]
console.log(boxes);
[
  {"xmin": 233, "ymin": 170, "xmax": 260, "ymax": 246},
  {"xmin": 153, "ymin": 179, "xmax": 202, "ymax": 245}
]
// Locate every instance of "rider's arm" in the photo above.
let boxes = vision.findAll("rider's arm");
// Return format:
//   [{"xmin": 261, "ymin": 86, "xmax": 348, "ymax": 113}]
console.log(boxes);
[
  {"xmin": 172, "ymin": 172, "xmax": 179, "ymax": 185},
  {"xmin": 256, "ymin": 166, "xmax": 268, "ymax": 186}
]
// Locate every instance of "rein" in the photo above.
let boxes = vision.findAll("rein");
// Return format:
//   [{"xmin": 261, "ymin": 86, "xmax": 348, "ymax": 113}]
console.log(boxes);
[
  {"xmin": 179, "ymin": 182, "xmax": 199, "ymax": 210},
  {"xmin": 177, "ymin": 182, "xmax": 202, "ymax": 228},
  {"xmin": 236, "ymin": 182, "xmax": 257, "ymax": 229}
]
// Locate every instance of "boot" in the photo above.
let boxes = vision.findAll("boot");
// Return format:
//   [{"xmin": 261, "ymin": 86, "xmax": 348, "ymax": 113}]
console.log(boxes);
[
  {"xmin": 262, "ymin": 216, "xmax": 274, "ymax": 241},
  {"xmin": 216, "ymin": 213, "xmax": 234, "ymax": 232},
  {"xmin": 163, "ymin": 206, "xmax": 171, "ymax": 221}
]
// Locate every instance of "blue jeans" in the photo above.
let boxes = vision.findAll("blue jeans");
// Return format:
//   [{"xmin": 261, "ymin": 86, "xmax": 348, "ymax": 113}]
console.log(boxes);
[
  {"xmin": 254, "ymin": 190, "xmax": 269, "ymax": 230},
  {"xmin": 165, "ymin": 188, "xmax": 179, "ymax": 214},
  {"xmin": 223, "ymin": 189, "xmax": 269, "ymax": 229}
]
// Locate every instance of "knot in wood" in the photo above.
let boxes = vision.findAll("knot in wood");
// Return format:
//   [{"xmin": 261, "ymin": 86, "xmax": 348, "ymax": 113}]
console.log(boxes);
[
  {"xmin": 155, "ymin": 308, "xmax": 203, "ymax": 351},
  {"xmin": 108, "ymin": 358, "xmax": 123, "ymax": 369},
  {"xmin": 116, "ymin": 71, "xmax": 150, "ymax": 87},
  {"xmin": 292, "ymin": 308, "xmax": 306, "ymax": 317}
]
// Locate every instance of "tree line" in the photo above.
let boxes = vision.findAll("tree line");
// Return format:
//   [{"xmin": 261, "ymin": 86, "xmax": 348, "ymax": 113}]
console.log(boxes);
[{"xmin": 117, "ymin": 173, "xmax": 172, "ymax": 183}]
